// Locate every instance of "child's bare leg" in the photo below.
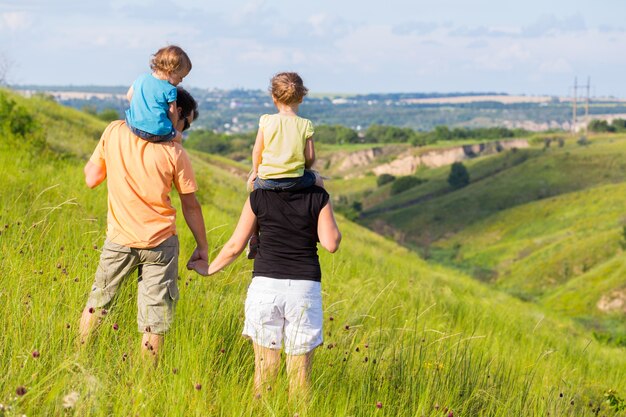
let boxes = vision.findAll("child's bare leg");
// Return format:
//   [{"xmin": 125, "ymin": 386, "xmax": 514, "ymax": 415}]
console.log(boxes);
[
  {"xmin": 253, "ymin": 343, "xmax": 281, "ymax": 399},
  {"xmin": 247, "ymin": 224, "xmax": 260, "ymax": 259},
  {"xmin": 286, "ymin": 350, "xmax": 314, "ymax": 403},
  {"xmin": 311, "ymin": 171, "xmax": 324, "ymax": 188}
]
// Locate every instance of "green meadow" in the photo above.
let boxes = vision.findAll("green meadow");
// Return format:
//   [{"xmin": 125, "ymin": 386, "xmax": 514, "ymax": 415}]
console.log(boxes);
[
  {"xmin": 341, "ymin": 127, "xmax": 626, "ymax": 353},
  {"xmin": 1, "ymin": 89, "xmax": 625, "ymax": 416}
]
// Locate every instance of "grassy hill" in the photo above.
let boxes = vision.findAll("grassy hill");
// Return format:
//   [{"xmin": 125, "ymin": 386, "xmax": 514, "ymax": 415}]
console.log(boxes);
[
  {"xmin": 348, "ymin": 132, "xmax": 626, "ymax": 348},
  {"xmin": 0, "ymin": 89, "xmax": 625, "ymax": 416}
]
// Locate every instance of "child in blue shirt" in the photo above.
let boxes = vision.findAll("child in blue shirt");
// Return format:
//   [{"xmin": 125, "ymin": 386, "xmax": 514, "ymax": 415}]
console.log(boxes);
[{"xmin": 126, "ymin": 45, "xmax": 192, "ymax": 142}]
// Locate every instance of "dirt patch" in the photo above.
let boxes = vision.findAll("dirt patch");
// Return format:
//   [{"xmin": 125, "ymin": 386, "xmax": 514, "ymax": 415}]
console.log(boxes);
[{"xmin": 596, "ymin": 288, "xmax": 626, "ymax": 314}]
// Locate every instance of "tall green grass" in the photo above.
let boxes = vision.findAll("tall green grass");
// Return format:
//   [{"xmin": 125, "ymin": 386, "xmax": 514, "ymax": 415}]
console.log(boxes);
[{"xmin": 0, "ymin": 90, "xmax": 625, "ymax": 416}]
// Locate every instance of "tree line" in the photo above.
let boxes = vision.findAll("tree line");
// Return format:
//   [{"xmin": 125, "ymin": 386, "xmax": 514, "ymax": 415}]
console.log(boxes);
[
  {"xmin": 184, "ymin": 123, "xmax": 530, "ymax": 157},
  {"xmin": 588, "ymin": 118, "xmax": 626, "ymax": 133}
]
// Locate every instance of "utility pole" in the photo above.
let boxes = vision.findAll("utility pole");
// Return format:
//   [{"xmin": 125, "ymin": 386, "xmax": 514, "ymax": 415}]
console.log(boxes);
[
  {"xmin": 585, "ymin": 77, "xmax": 590, "ymax": 135},
  {"xmin": 572, "ymin": 77, "xmax": 578, "ymax": 134}
]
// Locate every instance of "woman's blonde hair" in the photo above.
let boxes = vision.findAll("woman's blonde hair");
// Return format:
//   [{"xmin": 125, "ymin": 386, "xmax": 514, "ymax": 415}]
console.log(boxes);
[
  {"xmin": 270, "ymin": 72, "xmax": 308, "ymax": 105},
  {"xmin": 150, "ymin": 45, "xmax": 192, "ymax": 76}
]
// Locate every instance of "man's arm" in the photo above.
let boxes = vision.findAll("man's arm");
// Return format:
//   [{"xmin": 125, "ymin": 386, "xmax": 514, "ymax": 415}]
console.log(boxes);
[
  {"xmin": 84, "ymin": 160, "xmax": 106, "ymax": 189},
  {"xmin": 188, "ymin": 197, "xmax": 257, "ymax": 276},
  {"xmin": 179, "ymin": 192, "xmax": 209, "ymax": 272}
]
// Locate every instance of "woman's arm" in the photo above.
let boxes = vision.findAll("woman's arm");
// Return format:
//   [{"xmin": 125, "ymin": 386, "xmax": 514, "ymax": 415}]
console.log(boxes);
[
  {"xmin": 188, "ymin": 197, "xmax": 257, "ymax": 276},
  {"xmin": 317, "ymin": 201, "xmax": 341, "ymax": 253},
  {"xmin": 304, "ymin": 137, "xmax": 315, "ymax": 169}
]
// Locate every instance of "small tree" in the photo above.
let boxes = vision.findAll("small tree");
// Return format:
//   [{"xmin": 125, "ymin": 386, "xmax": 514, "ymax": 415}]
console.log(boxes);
[
  {"xmin": 390, "ymin": 176, "xmax": 424, "ymax": 195},
  {"xmin": 98, "ymin": 108, "xmax": 121, "ymax": 122},
  {"xmin": 0, "ymin": 53, "xmax": 11, "ymax": 86},
  {"xmin": 448, "ymin": 162, "xmax": 470, "ymax": 189},
  {"xmin": 376, "ymin": 173, "xmax": 395, "ymax": 187}
]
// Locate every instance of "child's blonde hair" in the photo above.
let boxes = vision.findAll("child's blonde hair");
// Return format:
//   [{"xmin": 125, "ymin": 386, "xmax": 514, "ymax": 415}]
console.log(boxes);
[
  {"xmin": 270, "ymin": 72, "xmax": 308, "ymax": 105},
  {"xmin": 150, "ymin": 45, "xmax": 192, "ymax": 76}
]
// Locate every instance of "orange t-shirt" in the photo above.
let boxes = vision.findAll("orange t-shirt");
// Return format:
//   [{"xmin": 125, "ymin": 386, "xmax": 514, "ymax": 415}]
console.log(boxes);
[{"xmin": 89, "ymin": 120, "xmax": 198, "ymax": 248}]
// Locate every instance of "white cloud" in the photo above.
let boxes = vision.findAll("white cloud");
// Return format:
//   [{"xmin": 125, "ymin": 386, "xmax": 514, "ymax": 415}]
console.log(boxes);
[
  {"xmin": 539, "ymin": 58, "xmax": 572, "ymax": 74},
  {"xmin": 473, "ymin": 43, "xmax": 530, "ymax": 71},
  {"xmin": 0, "ymin": 11, "xmax": 31, "ymax": 31},
  {"xmin": 522, "ymin": 13, "xmax": 586, "ymax": 37}
]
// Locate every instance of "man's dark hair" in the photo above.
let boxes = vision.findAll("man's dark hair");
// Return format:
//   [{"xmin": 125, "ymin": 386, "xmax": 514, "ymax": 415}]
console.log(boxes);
[{"xmin": 176, "ymin": 87, "xmax": 199, "ymax": 122}]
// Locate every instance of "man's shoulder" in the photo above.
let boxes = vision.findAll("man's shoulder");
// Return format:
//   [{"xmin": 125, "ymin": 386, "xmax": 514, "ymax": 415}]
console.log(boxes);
[{"xmin": 101, "ymin": 120, "xmax": 128, "ymax": 137}]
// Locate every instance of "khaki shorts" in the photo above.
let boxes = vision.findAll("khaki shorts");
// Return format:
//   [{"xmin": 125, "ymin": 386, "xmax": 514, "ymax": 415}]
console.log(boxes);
[{"xmin": 86, "ymin": 235, "xmax": 179, "ymax": 334}]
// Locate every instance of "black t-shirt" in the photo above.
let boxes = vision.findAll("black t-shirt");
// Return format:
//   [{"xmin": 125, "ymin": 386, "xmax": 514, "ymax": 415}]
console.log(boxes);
[{"xmin": 250, "ymin": 186, "xmax": 330, "ymax": 282}]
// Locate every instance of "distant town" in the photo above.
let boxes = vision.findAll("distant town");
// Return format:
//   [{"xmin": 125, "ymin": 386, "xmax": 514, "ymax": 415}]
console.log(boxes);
[{"xmin": 12, "ymin": 85, "xmax": 626, "ymax": 133}]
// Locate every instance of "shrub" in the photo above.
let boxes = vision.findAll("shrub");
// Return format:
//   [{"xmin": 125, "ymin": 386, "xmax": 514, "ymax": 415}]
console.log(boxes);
[
  {"xmin": 377, "ymin": 173, "xmax": 396, "ymax": 187},
  {"xmin": 0, "ymin": 90, "xmax": 45, "ymax": 150},
  {"xmin": 97, "ymin": 108, "xmax": 121, "ymax": 122},
  {"xmin": 390, "ymin": 176, "xmax": 424, "ymax": 195},
  {"xmin": 447, "ymin": 162, "xmax": 470, "ymax": 189}
]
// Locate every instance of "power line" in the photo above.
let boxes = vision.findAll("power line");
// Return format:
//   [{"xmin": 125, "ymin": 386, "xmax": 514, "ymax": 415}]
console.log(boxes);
[{"xmin": 571, "ymin": 76, "xmax": 591, "ymax": 134}]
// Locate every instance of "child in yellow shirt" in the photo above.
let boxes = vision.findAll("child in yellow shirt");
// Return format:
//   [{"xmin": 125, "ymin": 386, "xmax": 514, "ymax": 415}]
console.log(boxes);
[{"xmin": 246, "ymin": 72, "xmax": 323, "ymax": 257}]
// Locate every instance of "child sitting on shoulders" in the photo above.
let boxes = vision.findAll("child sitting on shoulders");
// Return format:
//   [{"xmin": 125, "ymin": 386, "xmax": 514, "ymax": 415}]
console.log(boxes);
[
  {"xmin": 125, "ymin": 45, "xmax": 192, "ymax": 143},
  {"xmin": 248, "ymin": 71, "xmax": 322, "ymax": 192},
  {"xmin": 246, "ymin": 72, "xmax": 324, "ymax": 258}
]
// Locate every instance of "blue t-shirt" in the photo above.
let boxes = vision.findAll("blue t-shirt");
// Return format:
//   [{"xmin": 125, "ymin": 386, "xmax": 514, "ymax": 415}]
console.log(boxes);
[{"xmin": 125, "ymin": 73, "xmax": 177, "ymax": 135}]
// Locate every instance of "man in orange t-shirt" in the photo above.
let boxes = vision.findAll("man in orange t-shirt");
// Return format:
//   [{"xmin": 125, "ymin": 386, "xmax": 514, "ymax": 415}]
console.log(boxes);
[{"xmin": 79, "ymin": 87, "xmax": 207, "ymax": 361}]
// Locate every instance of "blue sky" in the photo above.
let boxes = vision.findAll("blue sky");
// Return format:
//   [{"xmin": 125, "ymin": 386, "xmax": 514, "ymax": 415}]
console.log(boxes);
[{"xmin": 1, "ymin": 0, "xmax": 625, "ymax": 96}]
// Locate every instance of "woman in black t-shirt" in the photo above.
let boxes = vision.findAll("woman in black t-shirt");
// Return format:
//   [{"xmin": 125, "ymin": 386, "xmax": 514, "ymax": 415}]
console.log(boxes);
[{"xmin": 188, "ymin": 186, "xmax": 341, "ymax": 401}]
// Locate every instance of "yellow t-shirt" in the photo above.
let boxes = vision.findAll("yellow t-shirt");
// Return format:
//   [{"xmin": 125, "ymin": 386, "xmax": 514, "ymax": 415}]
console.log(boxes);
[
  {"xmin": 89, "ymin": 120, "xmax": 198, "ymax": 248},
  {"xmin": 257, "ymin": 114, "xmax": 314, "ymax": 179}
]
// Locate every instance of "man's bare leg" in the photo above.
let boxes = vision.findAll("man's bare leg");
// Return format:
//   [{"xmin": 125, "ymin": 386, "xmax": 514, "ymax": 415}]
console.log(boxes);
[
  {"xmin": 79, "ymin": 307, "xmax": 100, "ymax": 344},
  {"xmin": 141, "ymin": 332, "xmax": 163, "ymax": 364},
  {"xmin": 286, "ymin": 350, "xmax": 314, "ymax": 403},
  {"xmin": 253, "ymin": 343, "xmax": 281, "ymax": 399}
]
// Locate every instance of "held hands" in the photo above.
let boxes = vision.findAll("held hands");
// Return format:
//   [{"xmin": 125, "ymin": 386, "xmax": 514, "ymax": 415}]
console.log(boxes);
[
  {"xmin": 187, "ymin": 259, "xmax": 209, "ymax": 276},
  {"xmin": 186, "ymin": 247, "xmax": 209, "ymax": 276}
]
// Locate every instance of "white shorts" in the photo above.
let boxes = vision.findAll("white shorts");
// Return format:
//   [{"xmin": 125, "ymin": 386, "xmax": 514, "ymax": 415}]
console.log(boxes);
[{"xmin": 242, "ymin": 276, "xmax": 323, "ymax": 355}]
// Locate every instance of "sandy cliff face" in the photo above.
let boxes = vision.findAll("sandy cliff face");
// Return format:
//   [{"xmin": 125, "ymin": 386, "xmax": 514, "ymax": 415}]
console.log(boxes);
[
  {"xmin": 371, "ymin": 139, "xmax": 529, "ymax": 176},
  {"xmin": 337, "ymin": 147, "xmax": 384, "ymax": 172}
]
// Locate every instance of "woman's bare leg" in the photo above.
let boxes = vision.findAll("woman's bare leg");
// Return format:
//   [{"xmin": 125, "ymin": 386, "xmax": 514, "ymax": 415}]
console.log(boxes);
[
  {"xmin": 253, "ymin": 343, "xmax": 281, "ymax": 398},
  {"xmin": 286, "ymin": 350, "xmax": 314, "ymax": 402}
]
